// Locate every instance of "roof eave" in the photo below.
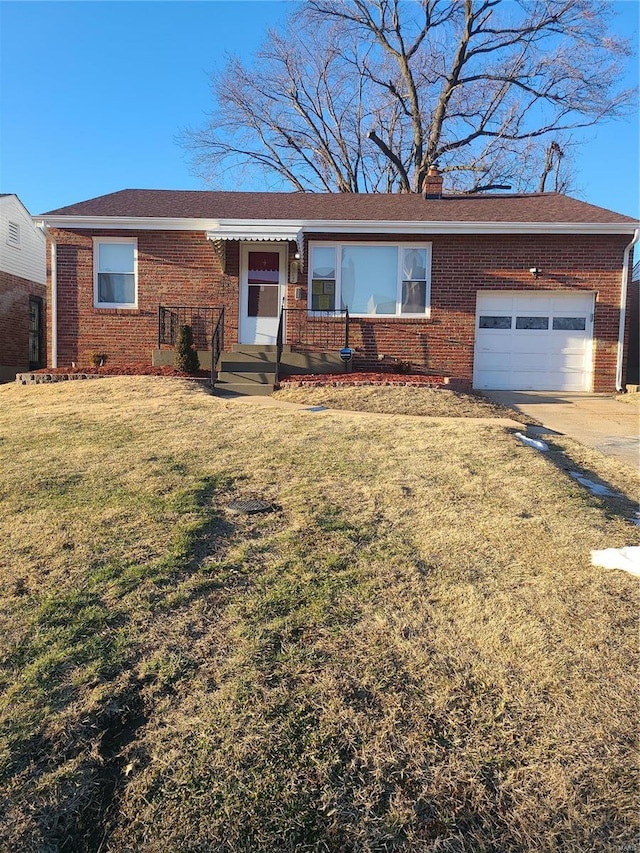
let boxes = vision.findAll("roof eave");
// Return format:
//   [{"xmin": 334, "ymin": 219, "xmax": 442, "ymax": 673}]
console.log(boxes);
[{"xmin": 36, "ymin": 214, "xmax": 639, "ymax": 235}]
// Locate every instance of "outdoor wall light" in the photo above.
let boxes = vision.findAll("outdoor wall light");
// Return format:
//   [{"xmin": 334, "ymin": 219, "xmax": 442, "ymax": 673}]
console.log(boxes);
[
  {"xmin": 529, "ymin": 267, "xmax": 541, "ymax": 278},
  {"xmin": 290, "ymin": 251, "xmax": 302, "ymax": 284}
]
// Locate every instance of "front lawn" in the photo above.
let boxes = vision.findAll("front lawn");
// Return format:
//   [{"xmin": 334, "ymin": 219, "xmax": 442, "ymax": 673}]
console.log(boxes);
[
  {"xmin": 0, "ymin": 377, "xmax": 637, "ymax": 852},
  {"xmin": 274, "ymin": 382, "xmax": 515, "ymax": 418}
]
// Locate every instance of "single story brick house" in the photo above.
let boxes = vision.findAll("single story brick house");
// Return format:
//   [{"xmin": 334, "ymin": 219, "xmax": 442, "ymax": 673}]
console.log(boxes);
[
  {"xmin": 37, "ymin": 182, "xmax": 638, "ymax": 393},
  {"xmin": 1, "ymin": 194, "xmax": 47, "ymax": 382}
]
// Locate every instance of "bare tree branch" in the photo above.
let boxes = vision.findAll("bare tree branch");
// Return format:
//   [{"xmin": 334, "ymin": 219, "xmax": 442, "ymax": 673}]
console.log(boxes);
[
  {"xmin": 181, "ymin": 0, "xmax": 635, "ymax": 194},
  {"xmin": 366, "ymin": 129, "xmax": 411, "ymax": 190}
]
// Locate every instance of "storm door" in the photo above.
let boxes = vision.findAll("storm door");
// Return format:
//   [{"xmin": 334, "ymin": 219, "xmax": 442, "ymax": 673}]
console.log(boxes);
[{"xmin": 239, "ymin": 244, "xmax": 286, "ymax": 345}]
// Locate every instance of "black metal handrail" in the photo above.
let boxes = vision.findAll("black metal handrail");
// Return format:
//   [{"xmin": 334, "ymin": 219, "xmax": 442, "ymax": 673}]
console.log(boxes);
[
  {"xmin": 281, "ymin": 307, "xmax": 349, "ymax": 352},
  {"xmin": 158, "ymin": 305, "xmax": 224, "ymax": 351},
  {"xmin": 210, "ymin": 308, "xmax": 225, "ymax": 387},
  {"xmin": 275, "ymin": 300, "xmax": 285, "ymax": 387}
]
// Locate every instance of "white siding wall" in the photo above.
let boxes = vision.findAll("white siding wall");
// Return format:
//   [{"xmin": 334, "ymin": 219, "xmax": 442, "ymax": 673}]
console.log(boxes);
[{"xmin": 0, "ymin": 195, "xmax": 46, "ymax": 284}]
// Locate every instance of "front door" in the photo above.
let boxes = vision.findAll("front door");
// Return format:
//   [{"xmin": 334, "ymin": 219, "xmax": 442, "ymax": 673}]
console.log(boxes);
[{"xmin": 239, "ymin": 243, "xmax": 287, "ymax": 345}]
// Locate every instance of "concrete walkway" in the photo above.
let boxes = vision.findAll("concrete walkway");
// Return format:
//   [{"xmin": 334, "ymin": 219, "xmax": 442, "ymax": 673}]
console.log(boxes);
[{"xmin": 481, "ymin": 391, "xmax": 640, "ymax": 470}]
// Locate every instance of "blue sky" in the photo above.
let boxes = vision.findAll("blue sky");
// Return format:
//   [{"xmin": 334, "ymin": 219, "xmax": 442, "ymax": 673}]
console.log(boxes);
[{"xmin": 1, "ymin": 0, "xmax": 638, "ymax": 218}]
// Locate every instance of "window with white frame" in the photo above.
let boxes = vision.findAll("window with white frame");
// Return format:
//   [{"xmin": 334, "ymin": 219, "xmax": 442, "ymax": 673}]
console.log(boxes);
[
  {"xmin": 94, "ymin": 238, "xmax": 137, "ymax": 307},
  {"xmin": 309, "ymin": 242, "xmax": 431, "ymax": 316}
]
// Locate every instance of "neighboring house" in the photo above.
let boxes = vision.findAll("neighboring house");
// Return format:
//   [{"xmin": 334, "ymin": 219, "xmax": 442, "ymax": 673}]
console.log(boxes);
[
  {"xmin": 37, "ymin": 181, "xmax": 639, "ymax": 393},
  {"xmin": 0, "ymin": 194, "xmax": 47, "ymax": 381}
]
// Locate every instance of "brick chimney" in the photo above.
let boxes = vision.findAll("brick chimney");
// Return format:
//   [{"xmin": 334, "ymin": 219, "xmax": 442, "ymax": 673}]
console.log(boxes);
[{"xmin": 422, "ymin": 166, "xmax": 443, "ymax": 199}]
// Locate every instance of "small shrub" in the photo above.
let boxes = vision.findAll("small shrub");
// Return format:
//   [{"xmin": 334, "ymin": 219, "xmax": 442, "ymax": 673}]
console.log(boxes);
[
  {"xmin": 174, "ymin": 325, "xmax": 200, "ymax": 374},
  {"xmin": 90, "ymin": 352, "xmax": 107, "ymax": 368},
  {"xmin": 394, "ymin": 359, "xmax": 412, "ymax": 374}
]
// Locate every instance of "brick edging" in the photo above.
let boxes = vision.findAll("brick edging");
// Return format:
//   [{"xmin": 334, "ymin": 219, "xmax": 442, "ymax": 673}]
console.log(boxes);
[{"xmin": 16, "ymin": 372, "xmax": 103, "ymax": 385}]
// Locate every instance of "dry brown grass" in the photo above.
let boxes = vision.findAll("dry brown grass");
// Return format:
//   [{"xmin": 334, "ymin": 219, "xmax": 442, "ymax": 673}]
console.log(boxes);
[
  {"xmin": 541, "ymin": 435, "xmax": 639, "ymax": 509},
  {"xmin": 0, "ymin": 377, "xmax": 638, "ymax": 852},
  {"xmin": 274, "ymin": 383, "xmax": 518, "ymax": 419},
  {"xmin": 616, "ymin": 391, "xmax": 640, "ymax": 406}
]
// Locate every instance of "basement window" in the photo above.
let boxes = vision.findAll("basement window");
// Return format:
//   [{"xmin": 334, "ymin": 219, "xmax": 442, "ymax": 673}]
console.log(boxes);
[
  {"xmin": 309, "ymin": 241, "xmax": 431, "ymax": 317},
  {"xmin": 94, "ymin": 238, "xmax": 138, "ymax": 308}
]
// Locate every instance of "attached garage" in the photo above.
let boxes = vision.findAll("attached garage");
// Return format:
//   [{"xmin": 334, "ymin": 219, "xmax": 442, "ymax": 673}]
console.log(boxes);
[{"xmin": 473, "ymin": 292, "xmax": 594, "ymax": 391}]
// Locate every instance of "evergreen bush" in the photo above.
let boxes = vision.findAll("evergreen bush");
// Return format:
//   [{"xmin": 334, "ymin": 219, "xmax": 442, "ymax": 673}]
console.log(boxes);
[{"xmin": 174, "ymin": 325, "xmax": 200, "ymax": 374}]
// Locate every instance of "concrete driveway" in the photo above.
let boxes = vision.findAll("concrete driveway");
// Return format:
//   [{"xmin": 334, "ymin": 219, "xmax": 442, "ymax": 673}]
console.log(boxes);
[{"xmin": 481, "ymin": 391, "xmax": 639, "ymax": 470}]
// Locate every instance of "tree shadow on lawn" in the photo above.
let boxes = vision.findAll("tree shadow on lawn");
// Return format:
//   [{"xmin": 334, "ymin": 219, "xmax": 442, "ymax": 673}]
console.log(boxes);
[
  {"xmin": 514, "ymin": 433, "xmax": 639, "ymax": 530},
  {"xmin": 2, "ymin": 475, "xmax": 256, "ymax": 853}
]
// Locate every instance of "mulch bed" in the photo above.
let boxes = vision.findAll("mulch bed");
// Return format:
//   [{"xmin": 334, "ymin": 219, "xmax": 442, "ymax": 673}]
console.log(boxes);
[
  {"xmin": 280, "ymin": 372, "xmax": 450, "ymax": 387},
  {"xmin": 26, "ymin": 366, "xmax": 458, "ymax": 388},
  {"xmin": 30, "ymin": 364, "xmax": 210, "ymax": 379}
]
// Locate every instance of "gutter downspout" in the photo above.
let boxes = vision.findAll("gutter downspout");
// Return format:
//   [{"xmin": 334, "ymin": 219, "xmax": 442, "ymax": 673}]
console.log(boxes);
[
  {"xmin": 36, "ymin": 223, "xmax": 57, "ymax": 368},
  {"xmin": 616, "ymin": 228, "xmax": 639, "ymax": 392}
]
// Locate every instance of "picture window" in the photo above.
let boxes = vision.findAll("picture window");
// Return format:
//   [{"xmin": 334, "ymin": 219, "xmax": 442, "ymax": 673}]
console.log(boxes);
[{"xmin": 309, "ymin": 242, "xmax": 431, "ymax": 317}]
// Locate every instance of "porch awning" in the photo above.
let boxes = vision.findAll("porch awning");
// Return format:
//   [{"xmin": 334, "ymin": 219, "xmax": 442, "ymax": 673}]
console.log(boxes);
[{"xmin": 205, "ymin": 224, "xmax": 304, "ymax": 258}]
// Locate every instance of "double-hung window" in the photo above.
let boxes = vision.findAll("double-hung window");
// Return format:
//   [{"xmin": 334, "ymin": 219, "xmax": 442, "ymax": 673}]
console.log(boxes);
[
  {"xmin": 94, "ymin": 238, "xmax": 137, "ymax": 308},
  {"xmin": 309, "ymin": 242, "xmax": 431, "ymax": 317}
]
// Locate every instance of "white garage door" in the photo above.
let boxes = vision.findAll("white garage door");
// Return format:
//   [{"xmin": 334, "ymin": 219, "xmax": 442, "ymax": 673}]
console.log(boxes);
[{"xmin": 473, "ymin": 292, "xmax": 594, "ymax": 391}]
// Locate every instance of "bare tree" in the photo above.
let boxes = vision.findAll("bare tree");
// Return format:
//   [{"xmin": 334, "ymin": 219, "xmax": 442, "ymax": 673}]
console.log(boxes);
[
  {"xmin": 183, "ymin": 22, "xmax": 403, "ymax": 192},
  {"xmin": 182, "ymin": 0, "xmax": 633, "ymax": 193}
]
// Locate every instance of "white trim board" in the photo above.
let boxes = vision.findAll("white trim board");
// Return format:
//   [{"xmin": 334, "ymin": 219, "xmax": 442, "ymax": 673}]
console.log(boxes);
[{"xmin": 37, "ymin": 215, "xmax": 639, "ymax": 236}]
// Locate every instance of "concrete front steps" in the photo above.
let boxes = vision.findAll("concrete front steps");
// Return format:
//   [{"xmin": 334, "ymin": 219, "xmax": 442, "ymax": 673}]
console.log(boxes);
[
  {"xmin": 215, "ymin": 345, "xmax": 279, "ymax": 395},
  {"xmin": 214, "ymin": 345, "xmax": 345, "ymax": 396}
]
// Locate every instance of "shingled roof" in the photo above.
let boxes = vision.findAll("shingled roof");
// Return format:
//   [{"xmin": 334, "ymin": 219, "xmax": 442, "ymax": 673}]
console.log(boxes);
[{"xmin": 41, "ymin": 188, "xmax": 636, "ymax": 225}]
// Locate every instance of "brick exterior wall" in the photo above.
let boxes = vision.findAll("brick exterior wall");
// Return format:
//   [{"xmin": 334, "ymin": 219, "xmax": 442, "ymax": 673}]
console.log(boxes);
[
  {"xmin": 295, "ymin": 232, "xmax": 631, "ymax": 393},
  {"xmin": 0, "ymin": 270, "xmax": 46, "ymax": 381},
  {"xmin": 48, "ymin": 229, "xmax": 238, "ymax": 367},
  {"xmin": 47, "ymin": 227, "xmax": 631, "ymax": 392}
]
